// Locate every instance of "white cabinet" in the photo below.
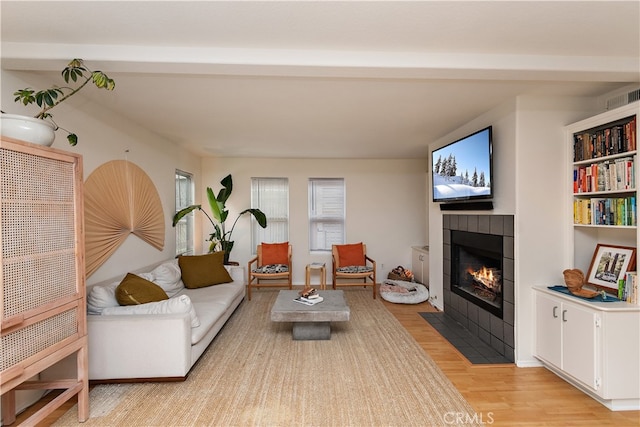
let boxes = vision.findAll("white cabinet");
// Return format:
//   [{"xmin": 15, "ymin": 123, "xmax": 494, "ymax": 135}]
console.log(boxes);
[
  {"xmin": 534, "ymin": 287, "xmax": 640, "ymax": 410},
  {"xmin": 411, "ymin": 246, "xmax": 429, "ymax": 286}
]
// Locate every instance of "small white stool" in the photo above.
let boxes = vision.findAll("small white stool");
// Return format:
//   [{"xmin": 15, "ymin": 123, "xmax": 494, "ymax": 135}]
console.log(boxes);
[{"xmin": 305, "ymin": 263, "xmax": 326, "ymax": 290}]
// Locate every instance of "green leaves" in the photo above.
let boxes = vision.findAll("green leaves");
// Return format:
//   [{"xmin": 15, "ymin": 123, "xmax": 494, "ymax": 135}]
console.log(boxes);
[
  {"xmin": 11, "ymin": 58, "xmax": 115, "ymax": 145},
  {"xmin": 62, "ymin": 59, "xmax": 87, "ymax": 83},
  {"xmin": 217, "ymin": 174, "xmax": 233, "ymax": 205},
  {"xmin": 14, "ymin": 88, "xmax": 35, "ymax": 105},
  {"xmin": 243, "ymin": 208, "xmax": 267, "ymax": 228},
  {"xmin": 14, "ymin": 87, "xmax": 65, "ymax": 108},
  {"xmin": 67, "ymin": 133, "xmax": 78, "ymax": 146},
  {"xmin": 172, "ymin": 174, "xmax": 268, "ymax": 261},
  {"xmin": 36, "ymin": 88, "xmax": 65, "ymax": 108},
  {"xmin": 172, "ymin": 205, "xmax": 202, "ymax": 226},
  {"xmin": 91, "ymin": 71, "xmax": 115, "ymax": 90}
]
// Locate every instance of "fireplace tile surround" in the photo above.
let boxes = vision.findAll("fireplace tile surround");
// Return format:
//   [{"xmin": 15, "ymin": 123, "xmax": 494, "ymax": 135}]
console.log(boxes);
[{"xmin": 443, "ymin": 214, "xmax": 515, "ymax": 362}]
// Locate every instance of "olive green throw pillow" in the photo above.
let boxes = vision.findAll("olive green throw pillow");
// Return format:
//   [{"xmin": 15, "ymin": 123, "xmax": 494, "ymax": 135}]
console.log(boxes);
[
  {"xmin": 178, "ymin": 252, "xmax": 233, "ymax": 289},
  {"xmin": 116, "ymin": 273, "xmax": 169, "ymax": 306}
]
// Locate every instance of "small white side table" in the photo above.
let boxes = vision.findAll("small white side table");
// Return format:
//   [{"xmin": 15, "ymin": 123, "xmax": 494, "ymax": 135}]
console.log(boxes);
[{"xmin": 305, "ymin": 262, "xmax": 327, "ymax": 290}]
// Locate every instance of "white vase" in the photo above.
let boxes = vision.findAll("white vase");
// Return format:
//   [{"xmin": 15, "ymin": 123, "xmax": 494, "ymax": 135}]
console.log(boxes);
[{"xmin": 1, "ymin": 114, "xmax": 56, "ymax": 147}]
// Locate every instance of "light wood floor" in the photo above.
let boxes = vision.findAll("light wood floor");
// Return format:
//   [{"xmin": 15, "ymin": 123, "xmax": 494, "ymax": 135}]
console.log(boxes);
[{"xmin": 11, "ymin": 297, "xmax": 640, "ymax": 426}]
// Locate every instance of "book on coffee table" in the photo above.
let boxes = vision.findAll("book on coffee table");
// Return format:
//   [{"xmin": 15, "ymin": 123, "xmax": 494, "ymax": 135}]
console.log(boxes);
[{"xmin": 293, "ymin": 296, "xmax": 324, "ymax": 306}]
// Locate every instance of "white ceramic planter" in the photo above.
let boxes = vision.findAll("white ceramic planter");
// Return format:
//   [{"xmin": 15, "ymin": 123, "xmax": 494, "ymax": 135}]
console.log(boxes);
[{"xmin": 1, "ymin": 114, "xmax": 56, "ymax": 146}]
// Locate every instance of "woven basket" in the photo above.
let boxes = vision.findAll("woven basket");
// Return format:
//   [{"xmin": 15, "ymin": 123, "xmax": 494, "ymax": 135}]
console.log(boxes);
[{"xmin": 387, "ymin": 272, "xmax": 412, "ymax": 282}]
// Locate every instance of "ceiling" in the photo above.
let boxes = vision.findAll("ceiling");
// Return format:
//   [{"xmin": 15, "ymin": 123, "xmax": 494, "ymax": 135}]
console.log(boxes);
[{"xmin": 1, "ymin": 1, "xmax": 639, "ymax": 159}]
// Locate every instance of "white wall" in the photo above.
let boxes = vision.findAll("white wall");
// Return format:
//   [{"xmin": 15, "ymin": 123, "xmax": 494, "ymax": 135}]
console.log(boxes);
[
  {"xmin": 513, "ymin": 95, "xmax": 600, "ymax": 365},
  {"xmin": 427, "ymin": 94, "xmax": 600, "ymax": 366},
  {"xmin": 2, "ymin": 71, "xmax": 203, "ymax": 285},
  {"xmin": 428, "ymin": 99, "xmax": 517, "ymax": 311},
  {"xmin": 199, "ymin": 157, "xmax": 428, "ymax": 284}
]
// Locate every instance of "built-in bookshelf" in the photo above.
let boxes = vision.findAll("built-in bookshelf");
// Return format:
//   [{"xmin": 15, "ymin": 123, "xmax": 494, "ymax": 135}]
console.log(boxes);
[
  {"xmin": 572, "ymin": 115, "xmax": 637, "ymax": 227},
  {"xmin": 566, "ymin": 102, "xmax": 640, "ymax": 276}
]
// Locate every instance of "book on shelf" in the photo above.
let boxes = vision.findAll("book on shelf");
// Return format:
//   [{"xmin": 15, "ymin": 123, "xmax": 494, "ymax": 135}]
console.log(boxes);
[
  {"xmin": 573, "ymin": 195, "xmax": 637, "ymax": 226},
  {"xmin": 573, "ymin": 116, "xmax": 637, "ymax": 162},
  {"xmin": 620, "ymin": 271, "xmax": 639, "ymax": 305},
  {"xmin": 573, "ymin": 156, "xmax": 635, "ymax": 193},
  {"xmin": 294, "ymin": 295, "xmax": 324, "ymax": 306}
]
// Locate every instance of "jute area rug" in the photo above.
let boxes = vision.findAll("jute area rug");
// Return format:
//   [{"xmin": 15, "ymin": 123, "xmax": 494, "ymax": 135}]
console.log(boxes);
[{"xmin": 55, "ymin": 289, "xmax": 479, "ymax": 426}]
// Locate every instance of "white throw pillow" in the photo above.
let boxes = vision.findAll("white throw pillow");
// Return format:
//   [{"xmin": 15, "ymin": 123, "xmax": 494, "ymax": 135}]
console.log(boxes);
[
  {"xmin": 101, "ymin": 294, "xmax": 200, "ymax": 328},
  {"xmin": 149, "ymin": 260, "xmax": 185, "ymax": 297},
  {"xmin": 87, "ymin": 281, "xmax": 120, "ymax": 314}
]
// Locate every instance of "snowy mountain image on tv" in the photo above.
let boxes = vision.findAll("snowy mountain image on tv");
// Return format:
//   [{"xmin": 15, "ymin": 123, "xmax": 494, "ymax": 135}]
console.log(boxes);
[{"xmin": 432, "ymin": 127, "xmax": 492, "ymax": 202}]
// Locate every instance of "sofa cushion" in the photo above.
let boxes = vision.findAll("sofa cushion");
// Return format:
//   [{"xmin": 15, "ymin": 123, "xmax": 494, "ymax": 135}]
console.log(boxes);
[
  {"xmin": 116, "ymin": 273, "xmax": 169, "ymax": 305},
  {"xmin": 148, "ymin": 260, "xmax": 185, "ymax": 297},
  {"xmin": 102, "ymin": 294, "xmax": 200, "ymax": 327},
  {"xmin": 178, "ymin": 252, "xmax": 233, "ymax": 289},
  {"xmin": 337, "ymin": 242, "xmax": 365, "ymax": 267},
  {"xmin": 181, "ymin": 281, "xmax": 244, "ymax": 307},
  {"xmin": 261, "ymin": 242, "xmax": 289, "ymax": 266},
  {"xmin": 190, "ymin": 301, "xmax": 227, "ymax": 344},
  {"xmin": 87, "ymin": 281, "xmax": 119, "ymax": 314}
]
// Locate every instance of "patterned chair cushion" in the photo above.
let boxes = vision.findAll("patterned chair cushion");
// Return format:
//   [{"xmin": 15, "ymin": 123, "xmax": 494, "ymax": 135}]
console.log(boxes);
[
  {"xmin": 336, "ymin": 265, "xmax": 373, "ymax": 274},
  {"xmin": 252, "ymin": 264, "xmax": 289, "ymax": 274}
]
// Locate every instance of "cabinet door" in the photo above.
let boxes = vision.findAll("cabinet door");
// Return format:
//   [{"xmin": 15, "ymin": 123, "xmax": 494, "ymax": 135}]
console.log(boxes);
[
  {"xmin": 420, "ymin": 252, "xmax": 428, "ymax": 285},
  {"xmin": 562, "ymin": 302, "xmax": 598, "ymax": 390},
  {"xmin": 535, "ymin": 293, "xmax": 562, "ymax": 367},
  {"xmin": 411, "ymin": 250, "xmax": 423, "ymax": 284},
  {"xmin": 412, "ymin": 250, "xmax": 428, "ymax": 285}
]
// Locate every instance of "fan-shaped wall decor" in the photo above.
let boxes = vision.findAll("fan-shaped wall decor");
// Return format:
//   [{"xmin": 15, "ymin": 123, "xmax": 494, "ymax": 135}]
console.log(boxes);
[{"xmin": 84, "ymin": 160, "xmax": 165, "ymax": 277}]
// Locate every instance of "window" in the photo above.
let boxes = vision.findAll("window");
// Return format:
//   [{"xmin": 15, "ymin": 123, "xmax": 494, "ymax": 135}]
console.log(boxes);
[
  {"xmin": 175, "ymin": 170, "xmax": 194, "ymax": 256},
  {"xmin": 251, "ymin": 178, "xmax": 289, "ymax": 248},
  {"xmin": 308, "ymin": 178, "xmax": 345, "ymax": 251}
]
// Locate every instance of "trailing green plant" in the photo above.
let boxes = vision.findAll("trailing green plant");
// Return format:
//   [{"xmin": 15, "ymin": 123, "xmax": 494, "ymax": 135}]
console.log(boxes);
[
  {"xmin": 10, "ymin": 58, "xmax": 115, "ymax": 146},
  {"xmin": 172, "ymin": 174, "xmax": 267, "ymax": 264}
]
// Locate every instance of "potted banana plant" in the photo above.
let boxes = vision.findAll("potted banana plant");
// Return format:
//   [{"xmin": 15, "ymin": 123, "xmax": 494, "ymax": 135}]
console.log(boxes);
[
  {"xmin": 2, "ymin": 58, "xmax": 115, "ymax": 146},
  {"xmin": 172, "ymin": 174, "xmax": 267, "ymax": 264}
]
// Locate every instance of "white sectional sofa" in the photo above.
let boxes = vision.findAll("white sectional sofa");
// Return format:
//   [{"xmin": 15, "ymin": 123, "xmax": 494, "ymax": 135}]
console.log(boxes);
[{"xmin": 86, "ymin": 257, "xmax": 244, "ymax": 381}]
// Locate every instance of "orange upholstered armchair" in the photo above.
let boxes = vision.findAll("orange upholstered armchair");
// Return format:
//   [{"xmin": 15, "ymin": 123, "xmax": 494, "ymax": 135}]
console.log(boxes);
[
  {"xmin": 247, "ymin": 242, "xmax": 292, "ymax": 300},
  {"xmin": 332, "ymin": 243, "xmax": 377, "ymax": 299}
]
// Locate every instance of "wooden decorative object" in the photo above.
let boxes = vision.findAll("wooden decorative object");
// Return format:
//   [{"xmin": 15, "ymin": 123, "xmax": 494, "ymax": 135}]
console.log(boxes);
[
  {"xmin": 0, "ymin": 137, "xmax": 89, "ymax": 425},
  {"xmin": 84, "ymin": 160, "xmax": 165, "ymax": 277}
]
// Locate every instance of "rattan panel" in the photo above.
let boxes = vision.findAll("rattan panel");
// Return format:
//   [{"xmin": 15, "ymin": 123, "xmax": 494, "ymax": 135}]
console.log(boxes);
[
  {"xmin": 1, "ymin": 308, "xmax": 78, "ymax": 371},
  {"xmin": 2, "ymin": 253, "xmax": 76, "ymax": 318},
  {"xmin": 0, "ymin": 148, "xmax": 75, "ymax": 201},
  {"xmin": 1, "ymin": 147, "xmax": 78, "ymax": 318},
  {"xmin": 2, "ymin": 202, "xmax": 75, "ymax": 257}
]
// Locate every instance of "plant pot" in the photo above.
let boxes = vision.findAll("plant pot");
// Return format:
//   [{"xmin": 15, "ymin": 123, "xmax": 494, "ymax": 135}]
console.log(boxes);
[{"xmin": 1, "ymin": 114, "xmax": 56, "ymax": 146}]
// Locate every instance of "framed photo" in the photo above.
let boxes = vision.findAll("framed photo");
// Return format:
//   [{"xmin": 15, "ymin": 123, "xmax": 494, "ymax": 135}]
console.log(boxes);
[{"xmin": 586, "ymin": 244, "xmax": 636, "ymax": 291}]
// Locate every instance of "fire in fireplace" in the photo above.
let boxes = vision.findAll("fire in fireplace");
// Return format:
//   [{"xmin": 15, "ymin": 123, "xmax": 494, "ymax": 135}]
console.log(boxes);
[{"xmin": 451, "ymin": 230, "xmax": 503, "ymax": 318}]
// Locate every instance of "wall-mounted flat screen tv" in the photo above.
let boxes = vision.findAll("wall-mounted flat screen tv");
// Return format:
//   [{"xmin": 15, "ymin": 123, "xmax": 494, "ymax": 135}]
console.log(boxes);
[{"xmin": 431, "ymin": 126, "xmax": 493, "ymax": 203}]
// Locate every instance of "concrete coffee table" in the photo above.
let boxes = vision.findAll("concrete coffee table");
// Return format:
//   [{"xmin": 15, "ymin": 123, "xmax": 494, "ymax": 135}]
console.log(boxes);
[{"xmin": 271, "ymin": 290, "xmax": 350, "ymax": 340}]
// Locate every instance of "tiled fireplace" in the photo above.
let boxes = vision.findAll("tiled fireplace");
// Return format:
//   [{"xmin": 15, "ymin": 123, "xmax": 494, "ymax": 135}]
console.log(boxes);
[{"xmin": 443, "ymin": 214, "xmax": 515, "ymax": 362}]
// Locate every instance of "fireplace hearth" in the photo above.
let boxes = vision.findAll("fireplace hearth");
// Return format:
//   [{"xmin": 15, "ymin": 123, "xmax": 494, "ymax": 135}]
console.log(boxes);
[{"xmin": 451, "ymin": 230, "xmax": 503, "ymax": 319}]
